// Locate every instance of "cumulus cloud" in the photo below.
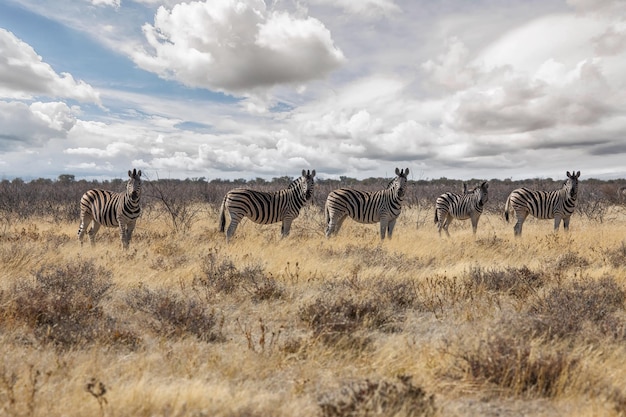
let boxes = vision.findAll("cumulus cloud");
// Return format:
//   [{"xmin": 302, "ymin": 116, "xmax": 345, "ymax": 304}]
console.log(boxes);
[
  {"xmin": 422, "ymin": 37, "xmax": 478, "ymax": 92},
  {"xmin": 133, "ymin": 0, "xmax": 345, "ymax": 94},
  {"xmin": 0, "ymin": 101, "xmax": 76, "ymax": 151},
  {"xmin": 0, "ymin": 29, "xmax": 101, "ymax": 104}
]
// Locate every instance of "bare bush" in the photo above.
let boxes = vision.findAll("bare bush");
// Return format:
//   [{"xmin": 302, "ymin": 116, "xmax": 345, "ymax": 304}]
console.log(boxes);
[
  {"xmin": 126, "ymin": 286, "xmax": 224, "ymax": 342},
  {"xmin": 452, "ymin": 334, "xmax": 577, "ymax": 397},
  {"xmin": 413, "ymin": 274, "xmax": 474, "ymax": 317},
  {"xmin": 527, "ymin": 276, "xmax": 625, "ymax": 340},
  {"xmin": 299, "ymin": 287, "xmax": 402, "ymax": 349},
  {"xmin": 603, "ymin": 241, "xmax": 626, "ymax": 268},
  {"xmin": 193, "ymin": 249, "xmax": 283, "ymax": 301},
  {"xmin": 467, "ymin": 266, "xmax": 545, "ymax": 299},
  {"xmin": 1, "ymin": 261, "xmax": 138, "ymax": 349},
  {"xmin": 318, "ymin": 375, "xmax": 436, "ymax": 417}
]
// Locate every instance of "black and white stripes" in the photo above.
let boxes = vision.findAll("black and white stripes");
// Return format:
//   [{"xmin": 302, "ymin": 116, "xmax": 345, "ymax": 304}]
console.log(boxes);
[
  {"xmin": 504, "ymin": 170, "xmax": 580, "ymax": 236},
  {"xmin": 78, "ymin": 169, "xmax": 143, "ymax": 249},
  {"xmin": 434, "ymin": 181, "xmax": 489, "ymax": 236},
  {"xmin": 324, "ymin": 167, "xmax": 409, "ymax": 239},
  {"xmin": 218, "ymin": 169, "xmax": 316, "ymax": 242}
]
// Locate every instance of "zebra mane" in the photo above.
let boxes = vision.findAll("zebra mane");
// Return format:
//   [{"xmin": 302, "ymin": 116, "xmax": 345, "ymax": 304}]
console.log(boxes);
[{"xmin": 288, "ymin": 176, "xmax": 305, "ymax": 190}]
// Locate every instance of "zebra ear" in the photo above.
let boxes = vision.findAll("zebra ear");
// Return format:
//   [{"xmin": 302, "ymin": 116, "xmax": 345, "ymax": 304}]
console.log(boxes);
[
  {"xmin": 395, "ymin": 167, "xmax": 400, "ymax": 176},
  {"xmin": 483, "ymin": 181, "xmax": 488, "ymax": 188},
  {"xmin": 128, "ymin": 170, "xmax": 132, "ymax": 177},
  {"xmin": 137, "ymin": 170, "xmax": 142, "ymax": 178},
  {"xmin": 405, "ymin": 168, "xmax": 409, "ymax": 176},
  {"xmin": 311, "ymin": 169, "xmax": 316, "ymax": 178},
  {"xmin": 302, "ymin": 169, "xmax": 306, "ymax": 177},
  {"xmin": 575, "ymin": 171, "xmax": 580, "ymax": 178}
]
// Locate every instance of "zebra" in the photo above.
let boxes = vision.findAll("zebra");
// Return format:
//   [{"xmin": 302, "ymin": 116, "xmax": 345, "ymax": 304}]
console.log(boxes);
[
  {"xmin": 325, "ymin": 167, "xmax": 409, "ymax": 240},
  {"xmin": 504, "ymin": 170, "xmax": 581, "ymax": 236},
  {"xmin": 618, "ymin": 185, "xmax": 626, "ymax": 203},
  {"xmin": 218, "ymin": 169, "xmax": 316, "ymax": 242},
  {"xmin": 434, "ymin": 181, "xmax": 489, "ymax": 236},
  {"xmin": 78, "ymin": 169, "xmax": 143, "ymax": 249}
]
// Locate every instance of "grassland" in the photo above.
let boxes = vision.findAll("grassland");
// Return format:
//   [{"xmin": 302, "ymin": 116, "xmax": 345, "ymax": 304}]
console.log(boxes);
[{"xmin": 1, "ymin": 203, "xmax": 626, "ymax": 417}]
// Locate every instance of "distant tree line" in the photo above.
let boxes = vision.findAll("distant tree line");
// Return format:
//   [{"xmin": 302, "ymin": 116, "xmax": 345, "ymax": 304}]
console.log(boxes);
[{"xmin": 0, "ymin": 174, "xmax": 624, "ymax": 228}]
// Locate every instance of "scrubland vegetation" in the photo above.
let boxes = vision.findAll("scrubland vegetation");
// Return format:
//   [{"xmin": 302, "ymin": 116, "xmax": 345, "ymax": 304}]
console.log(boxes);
[{"xmin": 1, "ymin": 175, "xmax": 626, "ymax": 416}]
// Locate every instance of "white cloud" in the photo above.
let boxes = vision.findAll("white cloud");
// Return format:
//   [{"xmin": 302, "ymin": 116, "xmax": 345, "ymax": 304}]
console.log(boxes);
[
  {"xmin": 133, "ymin": 0, "xmax": 345, "ymax": 94},
  {"xmin": 91, "ymin": 0, "xmax": 120, "ymax": 8},
  {"xmin": 0, "ymin": 101, "xmax": 76, "ymax": 151},
  {"xmin": 310, "ymin": 0, "xmax": 401, "ymax": 18},
  {"xmin": 422, "ymin": 37, "xmax": 478, "ymax": 91},
  {"xmin": 30, "ymin": 102, "xmax": 77, "ymax": 131},
  {"xmin": 0, "ymin": 29, "xmax": 101, "ymax": 104}
]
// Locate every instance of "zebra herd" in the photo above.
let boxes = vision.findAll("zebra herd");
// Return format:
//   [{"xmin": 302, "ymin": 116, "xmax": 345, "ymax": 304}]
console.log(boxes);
[{"xmin": 76, "ymin": 168, "xmax": 584, "ymax": 249}]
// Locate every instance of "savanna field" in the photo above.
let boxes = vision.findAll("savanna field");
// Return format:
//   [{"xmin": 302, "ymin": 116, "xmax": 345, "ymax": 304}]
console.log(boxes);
[{"xmin": 1, "ymin": 176, "xmax": 626, "ymax": 417}]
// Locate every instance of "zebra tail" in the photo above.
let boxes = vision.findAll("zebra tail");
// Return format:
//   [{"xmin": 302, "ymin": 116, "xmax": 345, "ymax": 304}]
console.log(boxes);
[
  {"xmin": 504, "ymin": 195, "xmax": 511, "ymax": 222},
  {"xmin": 324, "ymin": 204, "xmax": 330, "ymax": 226},
  {"xmin": 218, "ymin": 196, "xmax": 227, "ymax": 232},
  {"xmin": 434, "ymin": 209, "xmax": 438, "ymax": 223}
]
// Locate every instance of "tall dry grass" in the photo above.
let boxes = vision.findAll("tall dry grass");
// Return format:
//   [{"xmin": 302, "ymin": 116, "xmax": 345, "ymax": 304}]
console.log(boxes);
[{"xmin": 1, "ymin": 203, "xmax": 626, "ymax": 417}]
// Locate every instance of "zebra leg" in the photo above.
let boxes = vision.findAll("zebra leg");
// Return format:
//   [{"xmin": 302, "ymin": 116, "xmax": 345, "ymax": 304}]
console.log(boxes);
[
  {"xmin": 281, "ymin": 218, "xmax": 293, "ymax": 238},
  {"xmin": 387, "ymin": 219, "xmax": 397, "ymax": 239},
  {"xmin": 125, "ymin": 220, "xmax": 137, "ymax": 248},
  {"xmin": 553, "ymin": 216, "xmax": 563, "ymax": 232},
  {"xmin": 471, "ymin": 214, "xmax": 479, "ymax": 235},
  {"xmin": 119, "ymin": 223, "xmax": 129, "ymax": 249},
  {"xmin": 562, "ymin": 216, "xmax": 571, "ymax": 232},
  {"xmin": 225, "ymin": 213, "xmax": 242, "ymax": 242},
  {"xmin": 436, "ymin": 210, "xmax": 445, "ymax": 236},
  {"xmin": 379, "ymin": 219, "xmax": 389, "ymax": 239},
  {"xmin": 77, "ymin": 214, "xmax": 91, "ymax": 246},
  {"xmin": 326, "ymin": 214, "xmax": 345, "ymax": 237},
  {"xmin": 88, "ymin": 222, "xmax": 100, "ymax": 246},
  {"xmin": 442, "ymin": 214, "xmax": 452, "ymax": 237},
  {"xmin": 513, "ymin": 211, "xmax": 527, "ymax": 236}
]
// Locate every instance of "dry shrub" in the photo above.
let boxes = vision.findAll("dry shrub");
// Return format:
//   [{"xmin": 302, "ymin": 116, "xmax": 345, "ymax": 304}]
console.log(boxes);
[
  {"xmin": 299, "ymin": 282, "xmax": 402, "ymax": 348},
  {"xmin": 318, "ymin": 375, "xmax": 436, "ymax": 417},
  {"xmin": 528, "ymin": 276, "xmax": 625, "ymax": 340},
  {"xmin": 453, "ymin": 334, "xmax": 576, "ymax": 398},
  {"xmin": 1, "ymin": 261, "xmax": 137, "ymax": 349},
  {"xmin": 377, "ymin": 278, "xmax": 419, "ymax": 310},
  {"xmin": 413, "ymin": 274, "xmax": 474, "ymax": 317},
  {"xmin": 550, "ymin": 252, "xmax": 589, "ymax": 272},
  {"xmin": 149, "ymin": 240, "xmax": 188, "ymax": 271},
  {"xmin": 320, "ymin": 244, "xmax": 423, "ymax": 272},
  {"xmin": 126, "ymin": 286, "xmax": 224, "ymax": 342},
  {"xmin": 193, "ymin": 249, "xmax": 283, "ymax": 301},
  {"xmin": 603, "ymin": 241, "xmax": 626, "ymax": 268},
  {"xmin": 299, "ymin": 296, "xmax": 382, "ymax": 348},
  {"xmin": 467, "ymin": 265, "xmax": 544, "ymax": 299}
]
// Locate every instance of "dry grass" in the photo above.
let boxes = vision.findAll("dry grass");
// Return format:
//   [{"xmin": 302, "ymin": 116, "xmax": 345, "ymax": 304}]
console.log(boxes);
[{"xmin": 1, "ymin": 205, "xmax": 626, "ymax": 417}]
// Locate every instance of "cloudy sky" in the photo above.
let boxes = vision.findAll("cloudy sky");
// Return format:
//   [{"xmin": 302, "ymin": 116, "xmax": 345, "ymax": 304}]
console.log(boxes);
[{"xmin": 0, "ymin": 0, "xmax": 625, "ymax": 181}]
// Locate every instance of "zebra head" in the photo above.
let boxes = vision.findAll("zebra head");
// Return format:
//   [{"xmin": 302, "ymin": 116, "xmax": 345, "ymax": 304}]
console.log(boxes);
[
  {"xmin": 127, "ymin": 169, "xmax": 142, "ymax": 202},
  {"xmin": 392, "ymin": 167, "xmax": 409, "ymax": 198},
  {"xmin": 565, "ymin": 170, "xmax": 580, "ymax": 200},
  {"xmin": 474, "ymin": 181, "xmax": 489, "ymax": 207},
  {"xmin": 295, "ymin": 169, "xmax": 316, "ymax": 201}
]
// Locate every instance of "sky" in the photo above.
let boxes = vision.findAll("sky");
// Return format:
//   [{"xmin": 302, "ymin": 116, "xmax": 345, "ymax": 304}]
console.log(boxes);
[{"xmin": 0, "ymin": 0, "xmax": 625, "ymax": 182}]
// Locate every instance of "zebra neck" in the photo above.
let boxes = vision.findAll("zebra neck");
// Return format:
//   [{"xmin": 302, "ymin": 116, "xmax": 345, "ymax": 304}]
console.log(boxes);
[
  {"xmin": 284, "ymin": 186, "xmax": 307, "ymax": 207},
  {"xmin": 125, "ymin": 194, "xmax": 140, "ymax": 207}
]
